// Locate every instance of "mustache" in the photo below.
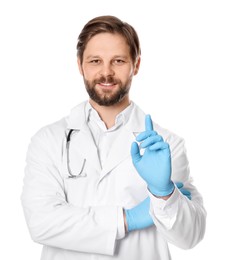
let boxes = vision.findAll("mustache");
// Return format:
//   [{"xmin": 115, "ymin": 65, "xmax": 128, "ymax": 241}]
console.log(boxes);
[{"xmin": 94, "ymin": 76, "xmax": 120, "ymax": 85}]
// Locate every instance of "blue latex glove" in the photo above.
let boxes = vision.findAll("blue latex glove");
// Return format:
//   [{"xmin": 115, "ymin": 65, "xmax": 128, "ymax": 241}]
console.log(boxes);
[
  {"xmin": 125, "ymin": 197, "xmax": 152, "ymax": 232},
  {"xmin": 125, "ymin": 182, "xmax": 191, "ymax": 232},
  {"xmin": 175, "ymin": 182, "xmax": 192, "ymax": 200},
  {"xmin": 131, "ymin": 114, "xmax": 174, "ymax": 197}
]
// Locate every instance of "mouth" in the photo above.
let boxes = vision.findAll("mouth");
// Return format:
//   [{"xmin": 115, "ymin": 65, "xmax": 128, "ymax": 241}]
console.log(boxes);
[
  {"xmin": 94, "ymin": 76, "xmax": 120, "ymax": 90},
  {"xmin": 97, "ymin": 82, "xmax": 117, "ymax": 89}
]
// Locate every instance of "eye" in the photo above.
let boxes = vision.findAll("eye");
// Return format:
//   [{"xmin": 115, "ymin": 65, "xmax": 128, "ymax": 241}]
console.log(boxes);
[
  {"xmin": 113, "ymin": 59, "xmax": 125, "ymax": 65},
  {"xmin": 89, "ymin": 59, "xmax": 101, "ymax": 65}
]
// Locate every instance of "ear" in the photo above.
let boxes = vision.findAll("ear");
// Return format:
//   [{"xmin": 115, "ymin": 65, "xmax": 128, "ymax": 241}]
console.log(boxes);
[
  {"xmin": 77, "ymin": 58, "xmax": 83, "ymax": 75},
  {"xmin": 133, "ymin": 56, "xmax": 141, "ymax": 75}
]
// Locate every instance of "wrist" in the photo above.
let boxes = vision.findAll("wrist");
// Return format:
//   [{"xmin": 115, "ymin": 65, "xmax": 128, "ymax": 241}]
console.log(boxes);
[
  {"xmin": 153, "ymin": 189, "xmax": 174, "ymax": 200},
  {"xmin": 148, "ymin": 181, "xmax": 175, "ymax": 198}
]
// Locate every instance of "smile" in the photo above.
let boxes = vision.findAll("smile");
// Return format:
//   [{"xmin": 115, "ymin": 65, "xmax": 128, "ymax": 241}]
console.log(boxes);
[
  {"xmin": 97, "ymin": 82, "xmax": 118, "ymax": 89},
  {"xmin": 100, "ymin": 83, "xmax": 116, "ymax": 86}
]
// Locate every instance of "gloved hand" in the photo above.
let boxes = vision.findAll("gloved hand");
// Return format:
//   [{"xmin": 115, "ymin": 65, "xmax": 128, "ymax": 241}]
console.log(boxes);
[
  {"xmin": 125, "ymin": 182, "xmax": 191, "ymax": 232},
  {"xmin": 125, "ymin": 197, "xmax": 152, "ymax": 232},
  {"xmin": 175, "ymin": 182, "xmax": 192, "ymax": 200},
  {"xmin": 131, "ymin": 114, "xmax": 174, "ymax": 197}
]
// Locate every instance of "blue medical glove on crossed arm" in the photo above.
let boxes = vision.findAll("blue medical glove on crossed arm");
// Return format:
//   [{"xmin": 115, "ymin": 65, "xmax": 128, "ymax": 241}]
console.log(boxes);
[
  {"xmin": 131, "ymin": 114, "xmax": 174, "ymax": 197},
  {"xmin": 125, "ymin": 182, "xmax": 191, "ymax": 232},
  {"xmin": 175, "ymin": 182, "xmax": 192, "ymax": 200},
  {"xmin": 125, "ymin": 197, "xmax": 152, "ymax": 232}
]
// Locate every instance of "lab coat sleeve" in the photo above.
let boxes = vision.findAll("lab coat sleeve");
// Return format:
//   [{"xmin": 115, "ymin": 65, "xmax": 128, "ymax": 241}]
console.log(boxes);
[
  {"xmin": 148, "ymin": 136, "xmax": 207, "ymax": 249},
  {"xmin": 21, "ymin": 127, "xmax": 125, "ymax": 255}
]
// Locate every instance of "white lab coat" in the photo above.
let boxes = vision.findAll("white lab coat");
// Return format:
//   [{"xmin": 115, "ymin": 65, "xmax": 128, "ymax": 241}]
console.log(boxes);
[{"xmin": 21, "ymin": 101, "xmax": 206, "ymax": 260}]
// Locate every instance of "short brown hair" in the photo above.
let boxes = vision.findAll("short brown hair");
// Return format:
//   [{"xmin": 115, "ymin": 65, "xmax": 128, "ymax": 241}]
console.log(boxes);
[{"xmin": 77, "ymin": 15, "xmax": 141, "ymax": 63}]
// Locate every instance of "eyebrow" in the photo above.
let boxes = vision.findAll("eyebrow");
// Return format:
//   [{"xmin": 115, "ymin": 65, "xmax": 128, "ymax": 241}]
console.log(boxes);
[
  {"xmin": 85, "ymin": 55, "xmax": 100, "ymax": 60},
  {"xmin": 85, "ymin": 55, "xmax": 129, "ymax": 60},
  {"xmin": 112, "ymin": 55, "xmax": 129, "ymax": 59}
]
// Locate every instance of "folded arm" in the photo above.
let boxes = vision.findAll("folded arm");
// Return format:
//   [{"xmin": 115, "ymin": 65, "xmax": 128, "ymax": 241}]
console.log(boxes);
[{"xmin": 21, "ymin": 129, "xmax": 124, "ymax": 256}]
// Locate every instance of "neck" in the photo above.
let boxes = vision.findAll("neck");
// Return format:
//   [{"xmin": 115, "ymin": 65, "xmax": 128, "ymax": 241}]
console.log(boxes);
[{"xmin": 89, "ymin": 97, "xmax": 130, "ymax": 129}]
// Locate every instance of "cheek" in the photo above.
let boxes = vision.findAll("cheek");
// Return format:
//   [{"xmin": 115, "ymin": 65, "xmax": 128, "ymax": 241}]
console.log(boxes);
[
  {"xmin": 117, "ymin": 67, "xmax": 133, "ymax": 79},
  {"xmin": 123, "ymin": 69, "xmax": 134, "ymax": 82},
  {"xmin": 82, "ymin": 66, "xmax": 98, "ymax": 80}
]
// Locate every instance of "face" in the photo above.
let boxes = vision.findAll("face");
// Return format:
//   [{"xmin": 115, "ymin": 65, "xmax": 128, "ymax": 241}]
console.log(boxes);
[{"xmin": 78, "ymin": 33, "xmax": 140, "ymax": 106}]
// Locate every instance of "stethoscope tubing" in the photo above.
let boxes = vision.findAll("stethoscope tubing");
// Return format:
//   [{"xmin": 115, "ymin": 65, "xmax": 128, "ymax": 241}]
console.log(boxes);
[{"xmin": 66, "ymin": 129, "xmax": 87, "ymax": 178}]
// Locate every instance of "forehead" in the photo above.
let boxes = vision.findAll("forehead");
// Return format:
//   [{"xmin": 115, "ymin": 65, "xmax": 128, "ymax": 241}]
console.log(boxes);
[{"xmin": 84, "ymin": 32, "xmax": 130, "ymax": 58}]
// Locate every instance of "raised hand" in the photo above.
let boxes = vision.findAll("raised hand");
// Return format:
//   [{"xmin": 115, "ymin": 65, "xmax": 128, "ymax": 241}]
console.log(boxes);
[{"xmin": 131, "ymin": 115, "xmax": 174, "ymax": 197}]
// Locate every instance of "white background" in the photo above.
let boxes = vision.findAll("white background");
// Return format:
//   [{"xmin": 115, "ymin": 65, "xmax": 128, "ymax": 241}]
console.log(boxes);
[{"xmin": 0, "ymin": 0, "xmax": 227, "ymax": 259}]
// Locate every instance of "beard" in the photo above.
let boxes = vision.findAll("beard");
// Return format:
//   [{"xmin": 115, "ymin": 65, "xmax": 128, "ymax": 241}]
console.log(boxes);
[{"xmin": 83, "ymin": 75, "xmax": 132, "ymax": 106}]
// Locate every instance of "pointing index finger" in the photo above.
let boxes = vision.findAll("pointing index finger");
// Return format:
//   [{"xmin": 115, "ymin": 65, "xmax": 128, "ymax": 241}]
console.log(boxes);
[{"xmin": 145, "ymin": 114, "xmax": 153, "ymax": 131}]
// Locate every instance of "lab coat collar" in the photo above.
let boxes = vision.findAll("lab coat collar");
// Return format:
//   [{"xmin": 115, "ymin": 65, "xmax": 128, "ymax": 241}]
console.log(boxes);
[
  {"xmin": 86, "ymin": 101, "xmax": 134, "ymax": 132},
  {"xmin": 67, "ymin": 100, "xmax": 146, "ymax": 132},
  {"xmin": 67, "ymin": 101, "xmax": 88, "ymax": 130},
  {"xmin": 125, "ymin": 102, "xmax": 146, "ymax": 132}
]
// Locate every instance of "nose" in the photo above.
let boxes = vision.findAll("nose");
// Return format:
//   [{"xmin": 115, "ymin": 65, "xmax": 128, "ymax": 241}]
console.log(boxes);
[{"xmin": 99, "ymin": 62, "xmax": 115, "ymax": 77}]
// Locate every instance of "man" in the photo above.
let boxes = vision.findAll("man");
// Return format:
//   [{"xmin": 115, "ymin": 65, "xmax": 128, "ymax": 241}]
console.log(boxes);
[{"xmin": 21, "ymin": 15, "xmax": 206, "ymax": 260}]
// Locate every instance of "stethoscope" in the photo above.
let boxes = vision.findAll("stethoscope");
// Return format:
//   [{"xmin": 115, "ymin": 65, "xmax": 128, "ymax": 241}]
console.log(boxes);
[{"xmin": 66, "ymin": 129, "xmax": 87, "ymax": 178}]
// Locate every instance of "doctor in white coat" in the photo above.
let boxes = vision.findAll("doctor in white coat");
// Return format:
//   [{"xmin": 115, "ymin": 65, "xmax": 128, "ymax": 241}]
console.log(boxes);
[{"xmin": 21, "ymin": 15, "xmax": 206, "ymax": 260}]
